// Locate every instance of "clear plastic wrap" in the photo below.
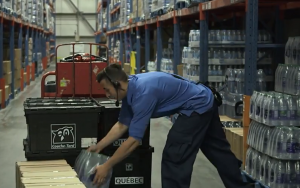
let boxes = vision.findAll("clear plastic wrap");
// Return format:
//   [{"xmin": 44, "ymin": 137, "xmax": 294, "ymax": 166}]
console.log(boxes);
[{"xmin": 74, "ymin": 150, "xmax": 112, "ymax": 188}]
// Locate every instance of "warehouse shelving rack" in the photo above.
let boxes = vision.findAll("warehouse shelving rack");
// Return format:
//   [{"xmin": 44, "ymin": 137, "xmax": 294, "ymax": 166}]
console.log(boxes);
[
  {"xmin": 95, "ymin": 0, "xmax": 300, "ymax": 184},
  {"xmin": 0, "ymin": 0, "xmax": 56, "ymax": 109}
]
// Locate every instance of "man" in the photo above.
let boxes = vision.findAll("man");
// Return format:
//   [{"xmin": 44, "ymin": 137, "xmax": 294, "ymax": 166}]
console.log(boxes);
[{"xmin": 89, "ymin": 63, "xmax": 251, "ymax": 188}]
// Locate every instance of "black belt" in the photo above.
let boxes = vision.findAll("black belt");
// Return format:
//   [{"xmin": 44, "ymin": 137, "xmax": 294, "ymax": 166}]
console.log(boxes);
[{"xmin": 171, "ymin": 74, "xmax": 223, "ymax": 107}]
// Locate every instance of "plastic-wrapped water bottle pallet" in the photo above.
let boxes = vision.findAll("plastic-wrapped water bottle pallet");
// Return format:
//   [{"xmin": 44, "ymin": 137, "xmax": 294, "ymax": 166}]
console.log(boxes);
[
  {"xmin": 3, "ymin": 7, "xmax": 12, "ymax": 15},
  {"xmin": 175, "ymin": 1, "xmax": 190, "ymax": 10},
  {"xmin": 150, "ymin": 8, "xmax": 167, "ymax": 18},
  {"xmin": 241, "ymin": 171, "xmax": 270, "ymax": 188}
]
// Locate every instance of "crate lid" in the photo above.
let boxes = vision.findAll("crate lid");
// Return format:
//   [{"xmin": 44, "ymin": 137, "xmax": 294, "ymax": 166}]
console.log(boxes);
[
  {"xmin": 98, "ymin": 100, "xmax": 122, "ymax": 109},
  {"xmin": 25, "ymin": 97, "xmax": 95, "ymax": 104},
  {"xmin": 24, "ymin": 98, "xmax": 103, "ymax": 109}
]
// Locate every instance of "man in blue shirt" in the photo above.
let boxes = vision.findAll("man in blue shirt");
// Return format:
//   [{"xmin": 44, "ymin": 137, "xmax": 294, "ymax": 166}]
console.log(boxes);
[{"xmin": 90, "ymin": 64, "xmax": 251, "ymax": 188}]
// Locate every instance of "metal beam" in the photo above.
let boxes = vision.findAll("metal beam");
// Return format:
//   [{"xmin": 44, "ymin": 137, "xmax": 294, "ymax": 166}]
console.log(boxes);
[
  {"xmin": 66, "ymin": 0, "xmax": 96, "ymax": 33},
  {"xmin": 55, "ymin": 13, "xmax": 97, "ymax": 16},
  {"xmin": 95, "ymin": 0, "xmax": 98, "ymax": 32},
  {"xmin": 56, "ymin": 35, "xmax": 95, "ymax": 39}
]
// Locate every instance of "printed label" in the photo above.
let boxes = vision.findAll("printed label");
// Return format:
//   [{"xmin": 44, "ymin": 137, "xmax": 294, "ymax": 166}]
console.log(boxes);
[
  {"xmin": 126, "ymin": 163, "xmax": 133, "ymax": 171},
  {"xmin": 51, "ymin": 124, "xmax": 76, "ymax": 149},
  {"xmin": 115, "ymin": 177, "xmax": 144, "ymax": 185},
  {"xmin": 113, "ymin": 139, "xmax": 142, "ymax": 146},
  {"xmin": 93, "ymin": 65, "xmax": 99, "ymax": 75},
  {"xmin": 60, "ymin": 78, "xmax": 70, "ymax": 87},
  {"xmin": 81, "ymin": 138, "xmax": 97, "ymax": 148}
]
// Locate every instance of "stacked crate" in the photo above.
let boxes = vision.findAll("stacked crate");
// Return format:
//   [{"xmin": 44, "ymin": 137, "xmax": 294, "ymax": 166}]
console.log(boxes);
[
  {"xmin": 15, "ymin": 159, "xmax": 85, "ymax": 188},
  {"xmin": 23, "ymin": 98, "xmax": 102, "ymax": 166},
  {"xmin": 3, "ymin": 60, "xmax": 11, "ymax": 101},
  {"xmin": 98, "ymin": 101, "xmax": 153, "ymax": 188},
  {"xmin": 14, "ymin": 49, "xmax": 22, "ymax": 90}
]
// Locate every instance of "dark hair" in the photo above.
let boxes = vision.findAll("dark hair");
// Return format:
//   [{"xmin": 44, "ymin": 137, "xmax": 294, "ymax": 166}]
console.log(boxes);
[{"xmin": 96, "ymin": 63, "xmax": 128, "ymax": 83}]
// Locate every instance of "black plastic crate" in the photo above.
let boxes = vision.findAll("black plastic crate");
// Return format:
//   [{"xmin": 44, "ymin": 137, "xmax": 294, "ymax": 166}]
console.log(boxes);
[
  {"xmin": 24, "ymin": 97, "xmax": 99, "ymax": 107},
  {"xmin": 101, "ymin": 147, "xmax": 153, "ymax": 188},
  {"xmin": 98, "ymin": 101, "xmax": 150, "ymax": 151},
  {"xmin": 24, "ymin": 97, "xmax": 102, "ymax": 152},
  {"xmin": 23, "ymin": 139, "xmax": 80, "ymax": 167}
]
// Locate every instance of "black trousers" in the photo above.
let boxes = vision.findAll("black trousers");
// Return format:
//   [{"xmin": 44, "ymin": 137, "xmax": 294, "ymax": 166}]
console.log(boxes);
[{"xmin": 161, "ymin": 101, "xmax": 252, "ymax": 188}]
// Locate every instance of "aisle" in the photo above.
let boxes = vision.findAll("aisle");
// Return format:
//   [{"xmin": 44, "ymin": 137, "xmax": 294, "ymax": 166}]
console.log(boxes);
[
  {"xmin": 0, "ymin": 65, "xmax": 224, "ymax": 188},
  {"xmin": 0, "ymin": 65, "xmax": 55, "ymax": 188}
]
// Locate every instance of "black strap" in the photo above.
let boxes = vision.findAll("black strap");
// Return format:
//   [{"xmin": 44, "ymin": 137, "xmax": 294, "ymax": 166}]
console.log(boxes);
[{"xmin": 170, "ymin": 74, "xmax": 223, "ymax": 107}]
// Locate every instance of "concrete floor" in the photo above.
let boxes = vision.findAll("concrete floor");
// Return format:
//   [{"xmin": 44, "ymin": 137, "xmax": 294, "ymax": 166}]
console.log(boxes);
[{"xmin": 0, "ymin": 65, "xmax": 225, "ymax": 188}]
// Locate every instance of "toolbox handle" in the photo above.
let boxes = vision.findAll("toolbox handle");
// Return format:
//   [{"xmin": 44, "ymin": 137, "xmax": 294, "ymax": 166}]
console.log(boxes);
[{"xmin": 55, "ymin": 43, "xmax": 109, "ymax": 98}]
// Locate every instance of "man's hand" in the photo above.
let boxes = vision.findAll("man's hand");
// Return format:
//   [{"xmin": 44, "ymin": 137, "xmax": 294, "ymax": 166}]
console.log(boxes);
[
  {"xmin": 93, "ymin": 164, "xmax": 111, "ymax": 186},
  {"xmin": 87, "ymin": 145, "xmax": 100, "ymax": 153}
]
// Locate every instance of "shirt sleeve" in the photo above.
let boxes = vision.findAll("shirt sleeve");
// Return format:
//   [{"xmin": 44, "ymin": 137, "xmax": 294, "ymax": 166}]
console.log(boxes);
[
  {"xmin": 129, "ymin": 94, "xmax": 157, "ymax": 141},
  {"xmin": 118, "ymin": 98, "xmax": 133, "ymax": 126}
]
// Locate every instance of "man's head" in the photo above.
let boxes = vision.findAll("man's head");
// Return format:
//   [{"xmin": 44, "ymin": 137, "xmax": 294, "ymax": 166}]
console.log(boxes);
[{"xmin": 96, "ymin": 63, "xmax": 128, "ymax": 101}]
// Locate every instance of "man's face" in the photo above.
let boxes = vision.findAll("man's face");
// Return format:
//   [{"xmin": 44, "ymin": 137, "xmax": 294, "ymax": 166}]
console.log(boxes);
[{"xmin": 99, "ymin": 79, "xmax": 119, "ymax": 100}]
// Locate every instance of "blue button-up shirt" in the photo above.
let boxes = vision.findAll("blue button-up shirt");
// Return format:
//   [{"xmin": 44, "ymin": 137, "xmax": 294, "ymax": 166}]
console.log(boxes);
[{"xmin": 118, "ymin": 72, "xmax": 214, "ymax": 141}]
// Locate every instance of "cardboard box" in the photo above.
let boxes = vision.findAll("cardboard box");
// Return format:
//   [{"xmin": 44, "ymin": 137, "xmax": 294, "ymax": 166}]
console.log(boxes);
[
  {"xmin": 3, "ymin": 60, "xmax": 11, "ymax": 74},
  {"xmin": 123, "ymin": 63, "xmax": 131, "ymax": 75},
  {"xmin": 4, "ymin": 72, "xmax": 12, "ymax": 85},
  {"xmin": 14, "ymin": 48, "xmax": 22, "ymax": 61},
  {"xmin": 177, "ymin": 64, "xmax": 183, "ymax": 76},
  {"xmin": 15, "ymin": 69, "xmax": 21, "ymax": 79},
  {"xmin": 15, "ymin": 160, "xmax": 85, "ymax": 188},
  {"xmin": 15, "ymin": 59, "xmax": 22, "ymax": 70},
  {"xmin": 225, "ymin": 128, "xmax": 244, "ymax": 162},
  {"xmin": 14, "ymin": 78, "xmax": 21, "ymax": 89},
  {"xmin": 5, "ymin": 85, "xmax": 10, "ymax": 100}
]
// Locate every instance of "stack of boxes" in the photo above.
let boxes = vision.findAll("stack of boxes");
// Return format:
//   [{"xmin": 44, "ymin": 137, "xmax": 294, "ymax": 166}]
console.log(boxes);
[
  {"xmin": 131, "ymin": 0, "xmax": 143, "ymax": 20},
  {"xmin": 3, "ymin": 60, "xmax": 11, "ymax": 101},
  {"xmin": 15, "ymin": 160, "xmax": 85, "ymax": 188},
  {"xmin": 28, "ymin": 38, "xmax": 33, "ymax": 80},
  {"xmin": 14, "ymin": 49, "xmax": 22, "ymax": 90},
  {"xmin": 46, "ymin": 42, "xmax": 50, "ymax": 67},
  {"xmin": 224, "ymin": 128, "xmax": 244, "ymax": 162}
]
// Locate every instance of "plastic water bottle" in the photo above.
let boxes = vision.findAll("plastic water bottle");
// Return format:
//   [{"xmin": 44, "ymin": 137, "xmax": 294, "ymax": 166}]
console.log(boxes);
[
  {"xmin": 189, "ymin": 30, "xmax": 194, "ymax": 42},
  {"xmin": 227, "ymin": 68, "xmax": 235, "ymax": 93},
  {"xmin": 287, "ymin": 95, "xmax": 298, "ymax": 126},
  {"xmin": 291, "ymin": 37, "xmax": 299, "ymax": 65},
  {"xmin": 245, "ymin": 147, "xmax": 254, "ymax": 174},
  {"xmin": 235, "ymin": 69, "xmax": 244, "ymax": 94},
  {"xmin": 285, "ymin": 37, "xmax": 293, "ymax": 64},
  {"xmin": 259, "ymin": 93, "xmax": 268, "ymax": 121},
  {"xmin": 296, "ymin": 38, "xmax": 300, "ymax": 65},
  {"xmin": 293, "ymin": 66, "xmax": 300, "ymax": 95},
  {"xmin": 263, "ymin": 94, "xmax": 271, "ymax": 125},
  {"xmin": 282, "ymin": 66, "xmax": 289, "ymax": 93},
  {"xmin": 217, "ymin": 65, "xmax": 222, "ymax": 76},
  {"xmin": 256, "ymin": 69, "xmax": 266, "ymax": 91},
  {"xmin": 267, "ymin": 94, "xmax": 279, "ymax": 126},
  {"xmin": 255, "ymin": 92, "xmax": 263, "ymax": 122},
  {"xmin": 196, "ymin": 30, "xmax": 200, "ymax": 42},
  {"xmin": 250, "ymin": 91, "xmax": 258, "ymax": 119},
  {"xmin": 278, "ymin": 95, "xmax": 289, "ymax": 126}
]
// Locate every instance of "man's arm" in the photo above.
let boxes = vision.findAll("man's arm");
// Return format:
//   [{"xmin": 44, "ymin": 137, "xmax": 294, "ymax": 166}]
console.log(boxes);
[
  {"xmin": 95, "ymin": 121, "xmax": 128, "ymax": 152},
  {"xmin": 95, "ymin": 99, "xmax": 133, "ymax": 152},
  {"xmin": 104, "ymin": 93, "xmax": 157, "ymax": 169}
]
